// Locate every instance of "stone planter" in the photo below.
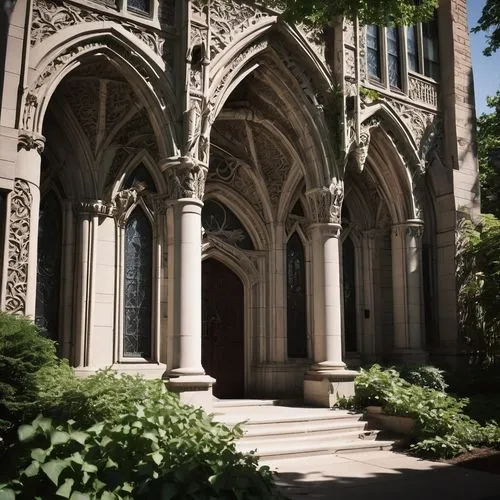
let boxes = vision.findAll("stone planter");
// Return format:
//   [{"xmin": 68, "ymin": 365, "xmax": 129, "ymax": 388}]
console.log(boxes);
[{"xmin": 365, "ymin": 408, "xmax": 416, "ymax": 436}]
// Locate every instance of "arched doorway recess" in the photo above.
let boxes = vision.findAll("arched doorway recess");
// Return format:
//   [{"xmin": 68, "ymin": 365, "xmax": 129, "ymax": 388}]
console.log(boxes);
[{"xmin": 202, "ymin": 258, "xmax": 245, "ymax": 398}]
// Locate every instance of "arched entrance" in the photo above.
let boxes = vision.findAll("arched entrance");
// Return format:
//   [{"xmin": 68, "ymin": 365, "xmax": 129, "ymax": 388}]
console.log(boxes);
[{"xmin": 202, "ymin": 259, "xmax": 245, "ymax": 398}]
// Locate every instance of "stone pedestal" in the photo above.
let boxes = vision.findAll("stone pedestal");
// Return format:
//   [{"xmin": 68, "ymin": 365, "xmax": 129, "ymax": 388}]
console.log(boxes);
[{"xmin": 304, "ymin": 369, "xmax": 358, "ymax": 407}]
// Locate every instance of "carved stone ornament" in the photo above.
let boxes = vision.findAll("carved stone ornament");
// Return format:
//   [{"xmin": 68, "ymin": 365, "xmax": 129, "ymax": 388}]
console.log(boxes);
[
  {"xmin": 5, "ymin": 179, "xmax": 32, "ymax": 314},
  {"xmin": 406, "ymin": 224, "xmax": 424, "ymax": 239},
  {"xmin": 18, "ymin": 131, "xmax": 45, "ymax": 154},
  {"xmin": 351, "ymin": 117, "xmax": 379, "ymax": 172},
  {"xmin": 76, "ymin": 199, "xmax": 115, "ymax": 217},
  {"xmin": 113, "ymin": 185, "xmax": 149, "ymax": 227},
  {"xmin": 31, "ymin": 0, "xmax": 167, "ymax": 58},
  {"xmin": 306, "ymin": 181, "xmax": 344, "ymax": 224},
  {"xmin": 163, "ymin": 157, "xmax": 208, "ymax": 201}
]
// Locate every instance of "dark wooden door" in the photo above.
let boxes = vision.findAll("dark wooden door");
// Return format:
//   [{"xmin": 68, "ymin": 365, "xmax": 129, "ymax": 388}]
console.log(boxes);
[{"xmin": 202, "ymin": 259, "xmax": 244, "ymax": 398}]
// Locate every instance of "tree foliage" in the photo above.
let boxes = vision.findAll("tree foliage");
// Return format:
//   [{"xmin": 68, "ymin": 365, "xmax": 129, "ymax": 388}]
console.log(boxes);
[
  {"xmin": 264, "ymin": 0, "xmax": 438, "ymax": 27},
  {"xmin": 477, "ymin": 92, "xmax": 500, "ymax": 218},
  {"xmin": 456, "ymin": 214, "xmax": 500, "ymax": 365},
  {"xmin": 472, "ymin": 0, "xmax": 500, "ymax": 56}
]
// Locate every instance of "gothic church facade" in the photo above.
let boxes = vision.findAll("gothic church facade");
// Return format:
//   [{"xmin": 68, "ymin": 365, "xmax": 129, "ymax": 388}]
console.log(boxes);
[{"xmin": 0, "ymin": 0, "xmax": 478, "ymax": 405}]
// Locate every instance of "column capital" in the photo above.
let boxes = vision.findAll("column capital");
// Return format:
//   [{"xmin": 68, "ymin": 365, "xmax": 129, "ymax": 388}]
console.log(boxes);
[
  {"xmin": 18, "ymin": 131, "xmax": 45, "ymax": 154},
  {"xmin": 160, "ymin": 156, "xmax": 207, "ymax": 201},
  {"xmin": 308, "ymin": 222, "xmax": 342, "ymax": 239},
  {"xmin": 392, "ymin": 219, "xmax": 424, "ymax": 239},
  {"xmin": 306, "ymin": 181, "xmax": 344, "ymax": 224}
]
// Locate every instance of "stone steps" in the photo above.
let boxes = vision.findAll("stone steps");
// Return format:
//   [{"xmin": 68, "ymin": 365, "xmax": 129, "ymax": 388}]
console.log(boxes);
[{"xmin": 213, "ymin": 400, "xmax": 398, "ymax": 460}]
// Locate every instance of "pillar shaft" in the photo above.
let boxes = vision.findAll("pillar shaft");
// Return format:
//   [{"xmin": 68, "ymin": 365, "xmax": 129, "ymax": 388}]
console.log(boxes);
[
  {"xmin": 168, "ymin": 199, "xmax": 204, "ymax": 375},
  {"xmin": 391, "ymin": 221, "xmax": 426, "ymax": 360},
  {"xmin": 310, "ymin": 223, "xmax": 345, "ymax": 371}
]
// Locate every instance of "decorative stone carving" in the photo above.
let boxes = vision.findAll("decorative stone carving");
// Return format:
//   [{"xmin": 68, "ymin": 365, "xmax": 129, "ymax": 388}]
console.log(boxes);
[
  {"xmin": 406, "ymin": 224, "xmax": 424, "ymax": 239},
  {"xmin": 5, "ymin": 180, "xmax": 32, "ymax": 314},
  {"xmin": 307, "ymin": 181, "xmax": 344, "ymax": 224},
  {"xmin": 351, "ymin": 117, "xmax": 379, "ymax": 172},
  {"xmin": 31, "ymin": 0, "xmax": 167, "ymax": 58},
  {"xmin": 113, "ymin": 184, "xmax": 148, "ymax": 226},
  {"xmin": 208, "ymin": 0, "xmax": 266, "ymax": 59},
  {"xmin": 344, "ymin": 48, "xmax": 356, "ymax": 79},
  {"xmin": 163, "ymin": 158, "xmax": 208, "ymax": 201},
  {"xmin": 207, "ymin": 155, "xmax": 242, "ymax": 183},
  {"xmin": 18, "ymin": 131, "xmax": 45, "ymax": 154},
  {"xmin": 76, "ymin": 199, "xmax": 115, "ymax": 217},
  {"xmin": 408, "ymin": 75, "xmax": 438, "ymax": 108},
  {"xmin": 22, "ymin": 93, "xmax": 38, "ymax": 130}
]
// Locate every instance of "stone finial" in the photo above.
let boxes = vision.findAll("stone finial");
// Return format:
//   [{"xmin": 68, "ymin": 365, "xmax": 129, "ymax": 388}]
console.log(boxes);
[{"xmin": 306, "ymin": 181, "xmax": 344, "ymax": 224}]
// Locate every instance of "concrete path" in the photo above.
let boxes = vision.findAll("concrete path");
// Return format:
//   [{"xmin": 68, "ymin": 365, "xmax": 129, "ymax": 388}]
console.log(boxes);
[{"xmin": 263, "ymin": 450, "xmax": 500, "ymax": 500}]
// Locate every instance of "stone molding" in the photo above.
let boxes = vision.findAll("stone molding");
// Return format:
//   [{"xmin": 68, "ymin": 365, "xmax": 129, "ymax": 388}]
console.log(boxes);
[
  {"xmin": 76, "ymin": 199, "xmax": 115, "ymax": 217},
  {"xmin": 306, "ymin": 181, "xmax": 344, "ymax": 224},
  {"xmin": 392, "ymin": 221, "xmax": 424, "ymax": 240},
  {"xmin": 5, "ymin": 180, "xmax": 32, "ymax": 314}
]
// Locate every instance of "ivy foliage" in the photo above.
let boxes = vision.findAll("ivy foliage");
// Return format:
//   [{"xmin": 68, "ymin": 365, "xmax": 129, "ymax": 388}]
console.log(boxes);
[
  {"xmin": 264, "ymin": 0, "xmax": 438, "ymax": 28},
  {"xmin": 472, "ymin": 0, "xmax": 500, "ymax": 56}
]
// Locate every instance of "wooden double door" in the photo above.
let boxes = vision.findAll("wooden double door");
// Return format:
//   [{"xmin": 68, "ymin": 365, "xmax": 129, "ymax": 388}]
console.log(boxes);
[{"xmin": 202, "ymin": 259, "xmax": 245, "ymax": 398}]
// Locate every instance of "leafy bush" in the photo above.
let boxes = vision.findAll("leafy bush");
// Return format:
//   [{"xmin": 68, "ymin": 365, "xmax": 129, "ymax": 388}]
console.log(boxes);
[
  {"xmin": 353, "ymin": 364, "xmax": 500, "ymax": 459},
  {"xmin": 0, "ymin": 379, "xmax": 283, "ymax": 500},
  {"xmin": 352, "ymin": 364, "xmax": 408, "ymax": 408},
  {"xmin": 399, "ymin": 365, "xmax": 448, "ymax": 392},
  {"xmin": 0, "ymin": 313, "xmax": 62, "ymax": 438}
]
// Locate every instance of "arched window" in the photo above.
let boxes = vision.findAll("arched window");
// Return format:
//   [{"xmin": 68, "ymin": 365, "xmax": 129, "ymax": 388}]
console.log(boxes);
[
  {"xmin": 124, "ymin": 208, "xmax": 153, "ymax": 358},
  {"xmin": 343, "ymin": 237, "xmax": 357, "ymax": 352},
  {"xmin": 36, "ymin": 191, "xmax": 63, "ymax": 341},
  {"xmin": 287, "ymin": 232, "xmax": 307, "ymax": 358}
]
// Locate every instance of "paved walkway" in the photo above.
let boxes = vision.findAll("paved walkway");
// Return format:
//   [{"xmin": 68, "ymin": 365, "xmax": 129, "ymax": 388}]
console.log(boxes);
[{"xmin": 263, "ymin": 450, "xmax": 500, "ymax": 500}]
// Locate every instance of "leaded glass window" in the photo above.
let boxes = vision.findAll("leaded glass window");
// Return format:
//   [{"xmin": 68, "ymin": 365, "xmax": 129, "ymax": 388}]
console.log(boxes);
[
  {"xmin": 127, "ymin": 0, "xmax": 150, "ymax": 14},
  {"xmin": 407, "ymin": 26, "xmax": 419, "ymax": 72},
  {"xmin": 287, "ymin": 232, "xmax": 307, "ymax": 358},
  {"xmin": 423, "ymin": 18, "xmax": 439, "ymax": 80},
  {"xmin": 36, "ymin": 192, "xmax": 62, "ymax": 341},
  {"xmin": 124, "ymin": 208, "xmax": 152, "ymax": 358},
  {"xmin": 342, "ymin": 237, "xmax": 357, "ymax": 352},
  {"xmin": 387, "ymin": 26, "xmax": 401, "ymax": 88},
  {"xmin": 367, "ymin": 25, "xmax": 381, "ymax": 80},
  {"xmin": 202, "ymin": 199, "xmax": 254, "ymax": 250}
]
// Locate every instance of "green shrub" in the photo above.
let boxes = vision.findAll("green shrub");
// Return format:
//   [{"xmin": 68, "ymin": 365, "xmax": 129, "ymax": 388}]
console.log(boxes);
[
  {"xmin": 0, "ymin": 379, "xmax": 283, "ymax": 500},
  {"xmin": 353, "ymin": 364, "xmax": 409, "ymax": 408},
  {"xmin": 399, "ymin": 365, "xmax": 448, "ymax": 392},
  {"xmin": 0, "ymin": 313, "xmax": 62, "ymax": 438}
]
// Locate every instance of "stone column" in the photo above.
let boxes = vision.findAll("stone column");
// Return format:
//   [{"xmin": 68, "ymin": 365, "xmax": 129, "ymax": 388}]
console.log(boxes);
[
  {"xmin": 304, "ymin": 183, "xmax": 358, "ymax": 407},
  {"xmin": 3, "ymin": 132, "xmax": 44, "ymax": 316},
  {"xmin": 391, "ymin": 220, "xmax": 427, "ymax": 363},
  {"xmin": 162, "ymin": 157, "xmax": 215, "ymax": 408}
]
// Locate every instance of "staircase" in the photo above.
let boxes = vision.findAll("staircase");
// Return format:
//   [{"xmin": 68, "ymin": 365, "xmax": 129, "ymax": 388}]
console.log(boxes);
[{"xmin": 213, "ymin": 400, "xmax": 397, "ymax": 460}]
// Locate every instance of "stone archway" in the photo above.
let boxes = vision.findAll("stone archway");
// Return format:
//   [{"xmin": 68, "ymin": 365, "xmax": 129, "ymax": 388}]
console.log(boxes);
[{"xmin": 202, "ymin": 258, "xmax": 245, "ymax": 399}]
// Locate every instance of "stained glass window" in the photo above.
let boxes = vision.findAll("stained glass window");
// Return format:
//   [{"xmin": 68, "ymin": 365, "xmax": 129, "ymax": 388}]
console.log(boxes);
[
  {"xmin": 287, "ymin": 232, "xmax": 307, "ymax": 358},
  {"xmin": 367, "ymin": 25, "xmax": 381, "ymax": 80},
  {"xmin": 387, "ymin": 27, "xmax": 401, "ymax": 88},
  {"xmin": 343, "ymin": 237, "xmax": 357, "ymax": 352},
  {"xmin": 202, "ymin": 199, "xmax": 254, "ymax": 250},
  {"xmin": 127, "ymin": 0, "xmax": 150, "ymax": 14},
  {"xmin": 407, "ymin": 26, "xmax": 419, "ymax": 72},
  {"xmin": 36, "ymin": 192, "xmax": 62, "ymax": 342},
  {"xmin": 124, "ymin": 208, "xmax": 152, "ymax": 358}
]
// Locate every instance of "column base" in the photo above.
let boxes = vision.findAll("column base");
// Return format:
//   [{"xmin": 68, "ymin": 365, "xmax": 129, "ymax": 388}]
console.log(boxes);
[
  {"xmin": 391, "ymin": 349, "xmax": 428, "ymax": 365},
  {"xmin": 165, "ymin": 374, "xmax": 216, "ymax": 411},
  {"xmin": 304, "ymin": 368, "xmax": 358, "ymax": 408}
]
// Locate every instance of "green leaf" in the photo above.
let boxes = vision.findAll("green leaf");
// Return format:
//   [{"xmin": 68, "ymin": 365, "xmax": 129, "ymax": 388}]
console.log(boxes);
[
  {"xmin": 151, "ymin": 451, "xmax": 163, "ymax": 466},
  {"xmin": 56, "ymin": 478, "xmax": 74, "ymax": 499},
  {"xmin": 70, "ymin": 431, "xmax": 89, "ymax": 445},
  {"xmin": 23, "ymin": 461, "xmax": 40, "ymax": 477},
  {"xmin": 51, "ymin": 430, "xmax": 70, "ymax": 446},
  {"xmin": 18, "ymin": 424, "xmax": 36, "ymax": 442},
  {"xmin": 69, "ymin": 492, "xmax": 91, "ymax": 500},
  {"xmin": 31, "ymin": 448, "xmax": 48, "ymax": 463},
  {"xmin": 41, "ymin": 460, "xmax": 66, "ymax": 486},
  {"xmin": 0, "ymin": 489, "xmax": 15, "ymax": 500},
  {"xmin": 81, "ymin": 463, "xmax": 98, "ymax": 474}
]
